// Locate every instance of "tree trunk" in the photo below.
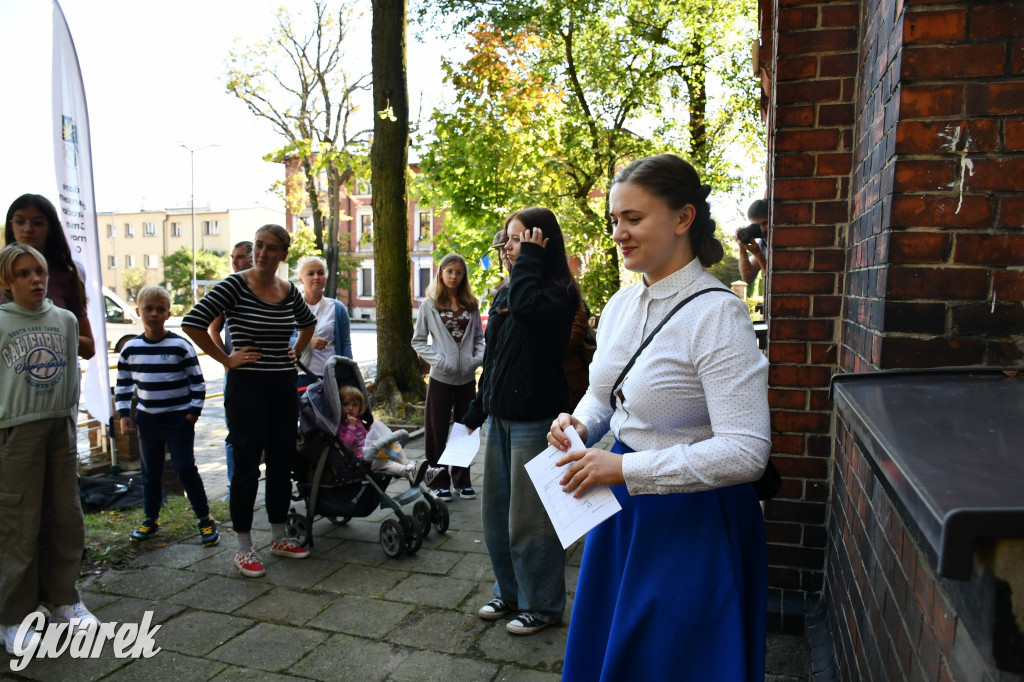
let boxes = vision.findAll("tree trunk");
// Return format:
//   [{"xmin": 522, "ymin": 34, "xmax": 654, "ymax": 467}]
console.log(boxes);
[
  {"xmin": 326, "ymin": 162, "xmax": 341, "ymax": 298},
  {"xmin": 303, "ymin": 157, "xmax": 325, "ymax": 252},
  {"xmin": 370, "ymin": 0, "xmax": 422, "ymax": 397}
]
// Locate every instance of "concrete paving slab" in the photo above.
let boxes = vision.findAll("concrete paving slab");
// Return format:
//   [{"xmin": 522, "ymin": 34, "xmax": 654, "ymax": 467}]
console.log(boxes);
[
  {"xmin": 167, "ymin": 575, "xmax": 273, "ymax": 613},
  {"xmin": 382, "ymin": 606, "xmax": 490, "ymax": 655},
  {"xmin": 287, "ymin": 634, "xmax": 410, "ymax": 682},
  {"xmin": 95, "ymin": 566, "xmax": 205, "ymax": 600},
  {"xmin": 130, "ymin": 541, "xmax": 232, "ymax": 569},
  {"xmin": 434, "ymin": 529, "xmax": 489, "ymax": 554},
  {"xmin": 323, "ymin": 519, "xmax": 385, "ymax": 544},
  {"xmin": 256, "ymin": 557, "xmax": 344, "ymax": 590},
  {"xmin": 382, "ymin": 546, "xmax": 462, "ymax": 576},
  {"xmin": 91, "ymin": 595, "xmax": 186, "ymax": 627},
  {"xmin": 305, "ymin": 595, "xmax": 414, "ymax": 639},
  {"xmin": 210, "ymin": 666, "xmax": 316, "ymax": 681},
  {"xmin": 183, "ymin": 551, "xmax": 248, "ymax": 578},
  {"xmin": 495, "ymin": 665, "xmax": 564, "ymax": 681},
  {"xmin": 383, "ymin": 573, "xmax": 477, "ymax": 610},
  {"xmin": 233, "ymin": 586, "xmax": 337, "ymax": 627},
  {"xmin": 476, "ymin": 622, "xmax": 568, "ymax": 672},
  {"xmin": 155, "ymin": 610, "xmax": 253, "ymax": 656},
  {"xmin": 104, "ymin": 650, "xmax": 227, "ymax": 680},
  {"xmin": 312, "ymin": 563, "xmax": 409, "ymax": 598},
  {"xmin": 448, "ymin": 553, "xmax": 497, "ymax": 582},
  {"xmin": 74, "ymin": 589, "xmax": 119, "ymax": 612},
  {"xmin": 390, "ymin": 649, "xmax": 500, "ymax": 682},
  {"xmin": 207, "ymin": 622, "xmax": 328, "ymax": 672},
  {"xmin": 317, "ymin": 540, "xmax": 388, "ymax": 567},
  {"xmin": 5, "ymin": 643, "xmax": 129, "ymax": 681}
]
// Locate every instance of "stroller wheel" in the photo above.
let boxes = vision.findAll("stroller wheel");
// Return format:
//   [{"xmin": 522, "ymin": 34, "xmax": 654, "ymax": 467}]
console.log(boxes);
[
  {"xmin": 379, "ymin": 518, "xmax": 406, "ymax": 558},
  {"xmin": 327, "ymin": 515, "xmax": 351, "ymax": 526},
  {"xmin": 413, "ymin": 501, "xmax": 431, "ymax": 539},
  {"xmin": 286, "ymin": 511, "xmax": 311, "ymax": 547},
  {"xmin": 400, "ymin": 515, "xmax": 423, "ymax": 554},
  {"xmin": 430, "ymin": 498, "xmax": 450, "ymax": 534}
]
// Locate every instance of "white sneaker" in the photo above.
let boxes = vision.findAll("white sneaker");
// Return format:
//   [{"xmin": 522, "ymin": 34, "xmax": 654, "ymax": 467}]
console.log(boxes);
[
  {"xmin": 49, "ymin": 602, "xmax": 100, "ymax": 630},
  {"xmin": 1, "ymin": 622, "xmax": 42, "ymax": 656}
]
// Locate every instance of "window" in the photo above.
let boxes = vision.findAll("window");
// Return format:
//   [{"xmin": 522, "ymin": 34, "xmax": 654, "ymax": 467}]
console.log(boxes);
[
  {"xmin": 417, "ymin": 211, "xmax": 431, "ymax": 241},
  {"xmin": 107, "ymin": 256, "xmax": 116, "ymax": 269},
  {"xmin": 171, "ymin": 222, "xmax": 181, "ymax": 237},
  {"xmin": 106, "ymin": 224, "xmax": 115, "ymax": 238},
  {"xmin": 359, "ymin": 267, "xmax": 374, "ymax": 297},
  {"xmin": 358, "ymin": 214, "xmax": 373, "ymax": 250},
  {"xmin": 143, "ymin": 222, "xmax": 156, "ymax": 237},
  {"xmin": 144, "ymin": 254, "xmax": 158, "ymax": 269},
  {"xmin": 418, "ymin": 267, "xmax": 431, "ymax": 298},
  {"xmin": 124, "ymin": 223, "xmax": 134, "ymax": 238},
  {"xmin": 124, "ymin": 255, "xmax": 135, "ymax": 268},
  {"xmin": 202, "ymin": 220, "xmax": 219, "ymax": 236}
]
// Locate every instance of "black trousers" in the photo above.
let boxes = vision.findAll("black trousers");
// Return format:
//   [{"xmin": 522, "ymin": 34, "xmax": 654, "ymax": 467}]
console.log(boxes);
[
  {"xmin": 225, "ymin": 370, "xmax": 298, "ymax": 533},
  {"xmin": 424, "ymin": 377, "xmax": 477, "ymax": 489}
]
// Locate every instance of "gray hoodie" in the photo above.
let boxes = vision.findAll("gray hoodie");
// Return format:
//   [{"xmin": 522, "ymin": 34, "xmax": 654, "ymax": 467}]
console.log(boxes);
[
  {"xmin": 0, "ymin": 299, "xmax": 80, "ymax": 429},
  {"xmin": 411, "ymin": 298, "xmax": 484, "ymax": 386}
]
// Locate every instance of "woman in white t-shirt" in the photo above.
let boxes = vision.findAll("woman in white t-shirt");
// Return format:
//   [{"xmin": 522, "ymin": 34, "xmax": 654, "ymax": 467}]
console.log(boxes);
[{"xmin": 295, "ymin": 256, "xmax": 353, "ymax": 390}]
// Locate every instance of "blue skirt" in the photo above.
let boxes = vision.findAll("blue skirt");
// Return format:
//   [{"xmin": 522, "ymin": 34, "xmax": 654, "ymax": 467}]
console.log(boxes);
[{"xmin": 562, "ymin": 440, "xmax": 766, "ymax": 681}]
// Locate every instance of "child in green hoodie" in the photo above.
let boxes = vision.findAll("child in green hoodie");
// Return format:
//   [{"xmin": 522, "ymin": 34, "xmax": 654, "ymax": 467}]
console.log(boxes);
[{"xmin": 0, "ymin": 243, "xmax": 99, "ymax": 656}]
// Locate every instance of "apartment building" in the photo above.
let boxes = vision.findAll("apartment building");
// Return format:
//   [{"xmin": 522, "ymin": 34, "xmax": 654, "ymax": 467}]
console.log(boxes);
[{"xmin": 97, "ymin": 206, "xmax": 285, "ymax": 300}]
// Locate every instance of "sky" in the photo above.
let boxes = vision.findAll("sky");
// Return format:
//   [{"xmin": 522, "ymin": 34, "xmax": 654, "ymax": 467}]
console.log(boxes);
[{"xmin": 0, "ymin": 0, "xmax": 451, "ymax": 215}]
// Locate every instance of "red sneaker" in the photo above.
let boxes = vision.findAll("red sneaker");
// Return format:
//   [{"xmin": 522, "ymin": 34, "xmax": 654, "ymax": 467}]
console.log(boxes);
[
  {"xmin": 234, "ymin": 549, "xmax": 266, "ymax": 577},
  {"xmin": 270, "ymin": 538, "xmax": 310, "ymax": 559}
]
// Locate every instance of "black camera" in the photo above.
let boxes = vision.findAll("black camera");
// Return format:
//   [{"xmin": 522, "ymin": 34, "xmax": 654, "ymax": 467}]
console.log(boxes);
[{"xmin": 735, "ymin": 223, "xmax": 763, "ymax": 245}]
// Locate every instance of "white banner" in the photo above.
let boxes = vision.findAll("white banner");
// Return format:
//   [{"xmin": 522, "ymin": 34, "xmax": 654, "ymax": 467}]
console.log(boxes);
[{"xmin": 52, "ymin": 0, "xmax": 111, "ymax": 425}]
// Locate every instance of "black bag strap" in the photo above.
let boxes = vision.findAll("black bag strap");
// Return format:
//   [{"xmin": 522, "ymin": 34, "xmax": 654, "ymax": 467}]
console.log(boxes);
[{"xmin": 610, "ymin": 287, "xmax": 731, "ymax": 409}]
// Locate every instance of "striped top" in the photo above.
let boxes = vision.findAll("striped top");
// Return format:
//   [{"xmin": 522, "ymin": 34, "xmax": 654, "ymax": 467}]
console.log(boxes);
[
  {"xmin": 115, "ymin": 331, "xmax": 205, "ymax": 416},
  {"xmin": 181, "ymin": 273, "xmax": 317, "ymax": 373}
]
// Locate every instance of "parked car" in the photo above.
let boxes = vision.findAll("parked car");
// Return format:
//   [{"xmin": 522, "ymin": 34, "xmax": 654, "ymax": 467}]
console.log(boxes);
[{"xmin": 102, "ymin": 286, "xmax": 143, "ymax": 352}]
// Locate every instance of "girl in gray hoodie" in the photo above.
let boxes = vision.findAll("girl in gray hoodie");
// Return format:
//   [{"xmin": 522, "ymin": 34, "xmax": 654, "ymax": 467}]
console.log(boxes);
[{"xmin": 411, "ymin": 253, "xmax": 485, "ymax": 500}]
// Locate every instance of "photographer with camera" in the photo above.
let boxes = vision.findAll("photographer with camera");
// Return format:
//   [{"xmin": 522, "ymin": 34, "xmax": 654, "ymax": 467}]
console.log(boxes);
[{"xmin": 736, "ymin": 198, "xmax": 770, "ymax": 285}]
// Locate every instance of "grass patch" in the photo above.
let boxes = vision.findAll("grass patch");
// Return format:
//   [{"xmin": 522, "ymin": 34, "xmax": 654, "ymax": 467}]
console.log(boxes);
[{"xmin": 83, "ymin": 494, "xmax": 230, "ymax": 574}]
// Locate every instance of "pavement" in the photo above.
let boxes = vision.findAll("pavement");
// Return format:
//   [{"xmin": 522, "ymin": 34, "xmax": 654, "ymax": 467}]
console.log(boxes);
[{"xmin": 6, "ymin": 390, "xmax": 812, "ymax": 681}]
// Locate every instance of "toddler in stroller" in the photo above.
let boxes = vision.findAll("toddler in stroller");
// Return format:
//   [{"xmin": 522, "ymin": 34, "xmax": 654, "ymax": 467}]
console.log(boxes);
[{"xmin": 289, "ymin": 356, "xmax": 451, "ymax": 558}]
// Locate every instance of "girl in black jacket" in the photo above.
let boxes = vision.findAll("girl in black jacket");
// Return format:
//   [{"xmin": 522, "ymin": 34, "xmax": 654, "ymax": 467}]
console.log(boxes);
[{"xmin": 463, "ymin": 207, "xmax": 578, "ymax": 636}]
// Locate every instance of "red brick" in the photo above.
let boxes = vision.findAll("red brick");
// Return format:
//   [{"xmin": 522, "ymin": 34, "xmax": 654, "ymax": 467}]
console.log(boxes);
[
  {"xmin": 820, "ymin": 53, "xmax": 858, "ymax": 78},
  {"xmin": 775, "ymin": 177, "xmax": 839, "ymax": 200},
  {"xmin": 904, "ymin": 44, "xmax": 1006, "ymax": 79},
  {"xmin": 966, "ymin": 158, "xmax": 1024, "ymax": 192},
  {"xmin": 999, "ymin": 196, "xmax": 1024, "ymax": 229},
  {"xmin": 770, "ymin": 319, "xmax": 834, "ymax": 342},
  {"xmin": 778, "ymin": 29, "xmax": 858, "ymax": 55},
  {"xmin": 896, "ymin": 120, "xmax": 999, "ymax": 154},
  {"xmin": 809, "ymin": 343, "xmax": 837, "ymax": 364},
  {"xmin": 880, "ymin": 336, "xmax": 985, "ymax": 368},
  {"xmin": 774, "ymin": 272, "xmax": 837, "ymax": 294},
  {"xmin": 777, "ymin": 105, "xmax": 816, "ymax": 127},
  {"xmin": 883, "ymin": 301, "xmax": 946, "ymax": 334},
  {"xmin": 814, "ymin": 201, "xmax": 850, "ymax": 224},
  {"xmin": 772, "ymin": 295, "xmax": 811, "ymax": 317},
  {"xmin": 778, "ymin": 7, "xmax": 818, "ymax": 30},
  {"xmin": 808, "ymin": 388, "xmax": 834, "ymax": 411},
  {"xmin": 777, "ymin": 80, "xmax": 843, "ymax": 106},
  {"xmin": 887, "ymin": 232, "xmax": 950, "ymax": 263},
  {"xmin": 807, "ymin": 434, "xmax": 832, "ymax": 457},
  {"xmin": 890, "ymin": 195, "xmax": 995, "ymax": 229},
  {"xmin": 886, "ymin": 266, "xmax": 989, "ymax": 300},
  {"xmin": 821, "ymin": 4, "xmax": 858, "ymax": 28},
  {"xmin": 813, "ymin": 249, "xmax": 845, "ymax": 272},
  {"xmin": 770, "ymin": 342, "xmax": 807, "ymax": 363},
  {"xmin": 768, "ymin": 388, "xmax": 806, "ymax": 409},
  {"xmin": 966, "ymin": 81, "xmax": 1024, "ymax": 116},
  {"xmin": 818, "ymin": 103, "xmax": 854, "ymax": 126},
  {"xmin": 989, "ymin": 340, "xmax": 1024, "ymax": 363},
  {"xmin": 1013, "ymin": 39, "xmax": 1024, "ymax": 75},
  {"xmin": 994, "ymin": 270, "xmax": 1024, "ymax": 300},
  {"xmin": 776, "ymin": 154, "xmax": 816, "ymax": 177},
  {"xmin": 773, "ymin": 250, "xmax": 812, "ymax": 270},
  {"xmin": 817, "ymin": 153, "xmax": 852, "ymax": 176},
  {"xmin": 776, "ymin": 129, "xmax": 842, "ymax": 151},
  {"xmin": 765, "ymin": 500, "xmax": 827, "ymax": 525},
  {"xmin": 970, "ymin": 3, "xmax": 1024, "ymax": 39},
  {"xmin": 893, "ymin": 160, "xmax": 958, "ymax": 192},
  {"xmin": 778, "ymin": 56, "xmax": 818, "ymax": 81},
  {"xmin": 954, "ymin": 234, "xmax": 1024, "ymax": 266},
  {"xmin": 773, "ymin": 202, "xmax": 813, "ymax": 224},
  {"xmin": 774, "ymin": 226, "xmax": 838, "ymax": 247},
  {"xmin": 813, "ymin": 295, "xmax": 843, "ymax": 317},
  {"xmin": 771, "ymin": 433, "xmax": 806, "ymax": 455},
  {"xmin": 1006, "ymin": 119, "xmax": 1024, "ymax": 152},
  {"xmin": 900, "ymin": 84, "xmax": 964, "ymax": 118},
  {"xmin": 775, "ymin": 455, "xmax": 829, "ymax": 478},
  {"xmin": 903, "ymin": 10, "xmax": 967, "ymax": 43},
  {"xmin": 769, "ymin": 364, "xmax": 833, "ymax": 390},
  {"xmin": 766, "ymin": 521, "xmax": 803, "ymax": 544},
  {"xmin": 953, "ymin": 302, "xmax": 1024, "ymax": 335}
]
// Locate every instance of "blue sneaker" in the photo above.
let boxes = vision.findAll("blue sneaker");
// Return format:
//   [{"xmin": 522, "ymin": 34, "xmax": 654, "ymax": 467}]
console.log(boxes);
[
  {"xmin": 130, "ymin": 519, "xmax": 160, "ymax": 542},
  {"xmin": 198, "ymin": 518, "xmax": 220, "ymax": 547}
]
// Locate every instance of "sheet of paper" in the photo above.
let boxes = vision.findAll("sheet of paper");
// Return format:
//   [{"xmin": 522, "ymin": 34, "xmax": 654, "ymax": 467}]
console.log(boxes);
[
  {"xmin": 524, "ymin": 426, "xmax": 622, "ymax": 549},
  {"xmin": 437, "ymin": 422, "xmax": 480, "ymax": 467}
]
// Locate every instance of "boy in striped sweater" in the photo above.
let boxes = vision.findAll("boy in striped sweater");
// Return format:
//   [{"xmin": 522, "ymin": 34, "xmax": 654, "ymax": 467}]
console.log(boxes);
[{"xmin": 115, "ymin": 286, "xmax": 218, "ymax": 547}]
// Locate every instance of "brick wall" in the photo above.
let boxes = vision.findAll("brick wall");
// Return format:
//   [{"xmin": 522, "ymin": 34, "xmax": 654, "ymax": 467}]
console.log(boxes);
[{"xmin": 763, "ymin": 0, "xmax": 859, "ymax": 630}]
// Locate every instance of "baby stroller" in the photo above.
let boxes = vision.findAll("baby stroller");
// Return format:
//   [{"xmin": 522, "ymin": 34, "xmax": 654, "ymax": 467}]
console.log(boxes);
[{"xmin": 288, "ymin": 356, "xmax": 449, "ymax": 558}]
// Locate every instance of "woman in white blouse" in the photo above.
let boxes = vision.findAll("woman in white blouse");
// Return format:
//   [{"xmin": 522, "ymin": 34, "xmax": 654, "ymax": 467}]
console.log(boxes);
[
  {"xmin": 548, "ymin": 154, "xmax": 771, "ymax": 681},
  {"xmin": 295, "ymin": 256, "xmax": 353, "ymax": 390}
]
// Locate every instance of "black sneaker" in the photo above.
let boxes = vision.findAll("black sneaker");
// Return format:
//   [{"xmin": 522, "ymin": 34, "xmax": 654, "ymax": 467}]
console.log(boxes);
[
  {"xmin": 459, "ymin": 487, "xmax": 477, "ymax": 500},
  {"xmin": 434, "ymin": 488, "xmax": 454, "ymax": 501},
  {"xmin": 130, "ymin": 519, "xmax": 160, "ymax": 543},
  {"xmin": 477, "ymin": 598, "xmax": 515, "ymax": 620},
  {"xmin": 506, "ymin": 612, "xmax": 554, "ymax": 635},
  {"xmin": 198, "ymin": 518, "xmax": 220, "ymax": 547}
]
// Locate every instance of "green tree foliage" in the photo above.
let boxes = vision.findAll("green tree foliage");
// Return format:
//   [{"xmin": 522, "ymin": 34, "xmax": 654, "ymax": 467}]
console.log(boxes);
[
  {"xmin": 418, "ymin": 0, "xmax": 763, "ymax": 309},
  {"xmin": 226, "ymin": 0, "xmax": 371, "ymax": 297},
  {"xmin": 286, "ymin": 220, "xmax": 361, "ymax": 296},
  {"xmin": 162, "ymin": 248, "xmax": 229, "ymax": 307},
  {"xmin": 120, "ymin": 267, "xmax": 146, "ymax": 302}
]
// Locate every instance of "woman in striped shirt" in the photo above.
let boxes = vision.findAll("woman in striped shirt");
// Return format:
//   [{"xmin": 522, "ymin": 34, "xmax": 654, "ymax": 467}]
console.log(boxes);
[{"xmin": 183, "ymin": 224, "xmax": 317, "ymax": 578}]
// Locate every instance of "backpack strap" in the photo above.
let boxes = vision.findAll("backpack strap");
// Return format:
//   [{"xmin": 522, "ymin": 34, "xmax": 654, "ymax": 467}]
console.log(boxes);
[{"xmin": 610, "ymin": 287, "xmax": 731, "ymax": 409}]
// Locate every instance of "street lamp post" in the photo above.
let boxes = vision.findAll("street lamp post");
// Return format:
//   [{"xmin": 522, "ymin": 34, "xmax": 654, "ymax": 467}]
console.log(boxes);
[{"xmin": 179, "ymin": 143, "xmax": 219, "ymax": 304}]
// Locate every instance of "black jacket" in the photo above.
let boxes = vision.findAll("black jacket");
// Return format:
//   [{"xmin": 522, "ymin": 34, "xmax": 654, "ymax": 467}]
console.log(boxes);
[{"xmin": 462, "ymin": 243, "xmax": 577, "ymax": 429}]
